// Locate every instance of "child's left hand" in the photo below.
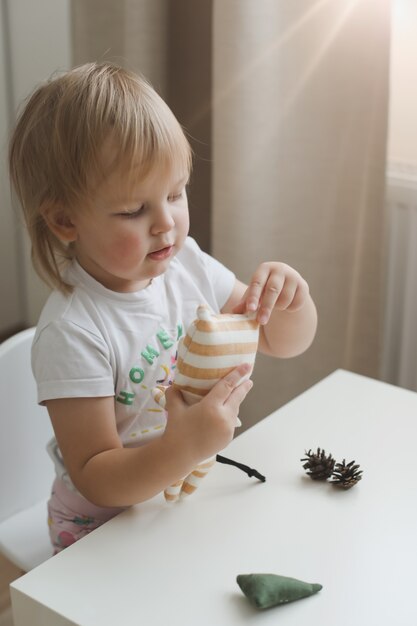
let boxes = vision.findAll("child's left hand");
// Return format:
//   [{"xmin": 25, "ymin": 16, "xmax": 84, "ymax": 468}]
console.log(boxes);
[{"xmin": 232, "ymin": 262, "xmax": 310, "ymax": 325}]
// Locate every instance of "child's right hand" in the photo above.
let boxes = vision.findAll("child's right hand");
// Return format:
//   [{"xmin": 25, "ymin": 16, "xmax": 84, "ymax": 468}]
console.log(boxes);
[{"xmin": 163, "ymin": 363, "xmax": 253, "ymax": 464}]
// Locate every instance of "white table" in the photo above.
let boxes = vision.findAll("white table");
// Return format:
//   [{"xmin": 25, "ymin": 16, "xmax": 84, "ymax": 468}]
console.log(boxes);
[{"xmin": 10, "ymin": 370, "xmax": 417, "ymax": 625}]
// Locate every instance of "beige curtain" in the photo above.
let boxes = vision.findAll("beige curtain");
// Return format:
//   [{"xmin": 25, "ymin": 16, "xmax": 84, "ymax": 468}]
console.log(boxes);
[
  {"xmin": 212, "ymin": 0, "xmax": 390, "ymax": 427},
  {"xmin": 72, "ymin": 0, "xmax": 391, "ymax": 428},
  {"xmin": 72, "ymin": 0, "xmax": 169, "ymax": 94}
]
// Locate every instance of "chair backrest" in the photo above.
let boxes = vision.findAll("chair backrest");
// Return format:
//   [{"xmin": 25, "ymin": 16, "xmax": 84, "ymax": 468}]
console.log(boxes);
[{"xmin": 0, "ymin": 328, "xmax": 54, "ymax": 521}]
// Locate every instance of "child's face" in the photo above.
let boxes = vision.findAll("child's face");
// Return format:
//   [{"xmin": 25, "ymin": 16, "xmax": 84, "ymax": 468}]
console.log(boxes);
[{"xmin": 70, "ymin": 164, "xmax": 190, "ymax": 292}]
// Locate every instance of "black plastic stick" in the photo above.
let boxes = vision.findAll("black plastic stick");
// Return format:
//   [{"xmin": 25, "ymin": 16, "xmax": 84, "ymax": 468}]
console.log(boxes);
[{"xmin": 216, "ymin": 454, "xmax": 266, "ymax": 482}]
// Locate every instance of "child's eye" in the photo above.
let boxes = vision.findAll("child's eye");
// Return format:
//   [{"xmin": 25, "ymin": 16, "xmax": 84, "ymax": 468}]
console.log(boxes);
[
  {"xmin": 168, "ymin": 191, "xmax": 183, "ymax": 202},
  {"xmin": 119, "ymin": 206, "xmax": 144, "ymax": 218}
]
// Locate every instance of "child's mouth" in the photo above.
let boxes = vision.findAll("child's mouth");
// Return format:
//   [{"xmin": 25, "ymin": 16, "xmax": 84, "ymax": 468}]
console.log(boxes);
[{"xmin": 148, "ymin": 246, "xmax": 173, "ymax": 261}]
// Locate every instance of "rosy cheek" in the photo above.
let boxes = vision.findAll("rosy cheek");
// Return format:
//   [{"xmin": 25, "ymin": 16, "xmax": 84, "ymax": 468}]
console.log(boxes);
[{"xmin": 111, "ymin": 233, "xmax": 144, "ymax": 262}]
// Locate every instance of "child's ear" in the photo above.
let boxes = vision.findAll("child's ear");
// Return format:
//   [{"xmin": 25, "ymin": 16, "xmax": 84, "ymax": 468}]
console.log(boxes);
[{"xmin": 41, "ymin": 204, "xmax": 77, "ymax": 242}]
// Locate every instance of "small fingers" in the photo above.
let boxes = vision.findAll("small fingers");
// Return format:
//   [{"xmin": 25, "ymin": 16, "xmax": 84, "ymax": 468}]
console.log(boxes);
[
  {"xmin": 285, "ymin": 278, "xmax": 309, "ymax": 311},
  {"xmin": 245, "ymin": 265, "xmax": 271, "ymax": 312},
  {"xmin": 258, "ymin": 274, "xmax": 310, "ymax": 322},
  {"xmin": 164, "ymin": 384, "xmax": 186, "ymax": 411},
  {"xmin": 257, "ymin": 278, "xmax": 286, "ymax": 323},
  {"xmin": 233, "ymin": 263, "xmax": 310, "ymax": 323},
  {"xmin": 208, "ymin": 363, "xmax": 252, "ymax": 404},
  {"xmin": 225, "ymin": 378, "xmax": 253, "ymax": 415}
]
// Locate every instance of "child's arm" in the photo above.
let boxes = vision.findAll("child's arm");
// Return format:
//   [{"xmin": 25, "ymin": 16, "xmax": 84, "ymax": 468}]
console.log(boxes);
[
  {"xmin": 222, "ymin": 262, "xmax": 317, "ymax": 358},
  {"xmin": 45, "ymin": 363, "xmax": 252, "ymax": 508}
]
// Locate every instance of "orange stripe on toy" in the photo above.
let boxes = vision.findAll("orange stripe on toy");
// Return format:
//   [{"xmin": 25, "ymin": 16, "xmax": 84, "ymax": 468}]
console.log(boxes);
[
  {"xmin": 181, "ymin": 482, "xmax": 197, "ymax": 495},
  {"xmin": 183, "ymin": 335, "xmax": 258, "ymax": 357},
  {"xmin": 195, "ymin": 319, "xmax": 259, "ymax": 332},
  {"xmin": 172, "ymin": 383, "xmax": 208, "ymax": 396},
  {"xmin": 176, "ymin": 358, "xmax": 233, "ymax": 380},
  {"xmin": 192, "ymin": 466, "xmax": 213, "ymax": 477},
  {"xmin": 164, "ymin": 492, "xmax": 180, "ymax": 501}
]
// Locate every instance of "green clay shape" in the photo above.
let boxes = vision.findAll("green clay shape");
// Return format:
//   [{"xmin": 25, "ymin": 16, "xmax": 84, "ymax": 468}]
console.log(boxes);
[{"xmin": 236, "ymin": 573, "xmax": 322, "ymax": 609}]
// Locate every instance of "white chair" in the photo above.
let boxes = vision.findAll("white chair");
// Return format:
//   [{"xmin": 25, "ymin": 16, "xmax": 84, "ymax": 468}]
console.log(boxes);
[{"xmin": 0, "ymin": 327, "xmax": 55, "ymax": 571}]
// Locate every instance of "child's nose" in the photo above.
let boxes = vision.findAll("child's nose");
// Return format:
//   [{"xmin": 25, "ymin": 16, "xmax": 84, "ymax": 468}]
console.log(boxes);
[{"xmin": 151, "ymin": 204, "xmax": 175, "ymax": 234}]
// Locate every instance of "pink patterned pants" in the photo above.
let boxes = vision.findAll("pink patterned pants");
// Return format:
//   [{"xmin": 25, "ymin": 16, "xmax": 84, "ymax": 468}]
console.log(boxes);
[{"xmin": 47, "ymin": 478, "xmax": 127, "ymax": 553}]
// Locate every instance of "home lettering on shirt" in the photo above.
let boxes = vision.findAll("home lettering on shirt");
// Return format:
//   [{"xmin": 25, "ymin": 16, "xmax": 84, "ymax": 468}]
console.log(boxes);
[{"xmin": 115, "ymin": 323, "xmax": 183, "ymax": 406}]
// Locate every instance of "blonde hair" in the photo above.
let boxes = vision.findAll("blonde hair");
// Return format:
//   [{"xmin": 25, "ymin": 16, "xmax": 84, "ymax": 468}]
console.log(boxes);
[{"xmin": 9, "ymin": 62, "xmax": 192, "ymax": 293}]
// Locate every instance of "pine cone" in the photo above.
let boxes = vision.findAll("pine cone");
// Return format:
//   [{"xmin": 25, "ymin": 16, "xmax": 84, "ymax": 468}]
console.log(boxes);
[
  {"xmin": 301, "ymin": 448, "xmax": 335, "ymax": 480},
  {"xmin": 331, "ymin": 459, "xmax": 363, "ymax": 489}
]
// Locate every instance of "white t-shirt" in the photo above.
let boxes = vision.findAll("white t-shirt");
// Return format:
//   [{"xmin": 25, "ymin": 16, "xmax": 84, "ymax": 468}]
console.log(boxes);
[{"xmin": 32, "ymin": 238, "xmax": 235, "ymax": 465}]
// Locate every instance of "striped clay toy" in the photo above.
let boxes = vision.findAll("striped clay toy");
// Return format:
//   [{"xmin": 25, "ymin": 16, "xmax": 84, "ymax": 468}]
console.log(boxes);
[{"xmin": 152, "ymin": 304, "xmax": 260, "ymax": 502}]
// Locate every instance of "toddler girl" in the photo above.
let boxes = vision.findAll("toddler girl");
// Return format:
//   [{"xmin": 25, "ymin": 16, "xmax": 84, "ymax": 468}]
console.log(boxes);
[{"xmin": 9, "ymin": 62, "xmax": 317, "ymax": 552}]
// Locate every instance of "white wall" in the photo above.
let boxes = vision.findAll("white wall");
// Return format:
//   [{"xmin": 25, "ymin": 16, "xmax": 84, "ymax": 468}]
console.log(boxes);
[
  {"xmin": 381, "ymin": 0, "xmax": 417, "ymax": 388},
  {"xmin": 1, "ymin": 0, "xmax": 71, "ymax": 330},
  {"xmin": 388, "ymin": 0, "xmax": 417, "ymax": 166}
]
